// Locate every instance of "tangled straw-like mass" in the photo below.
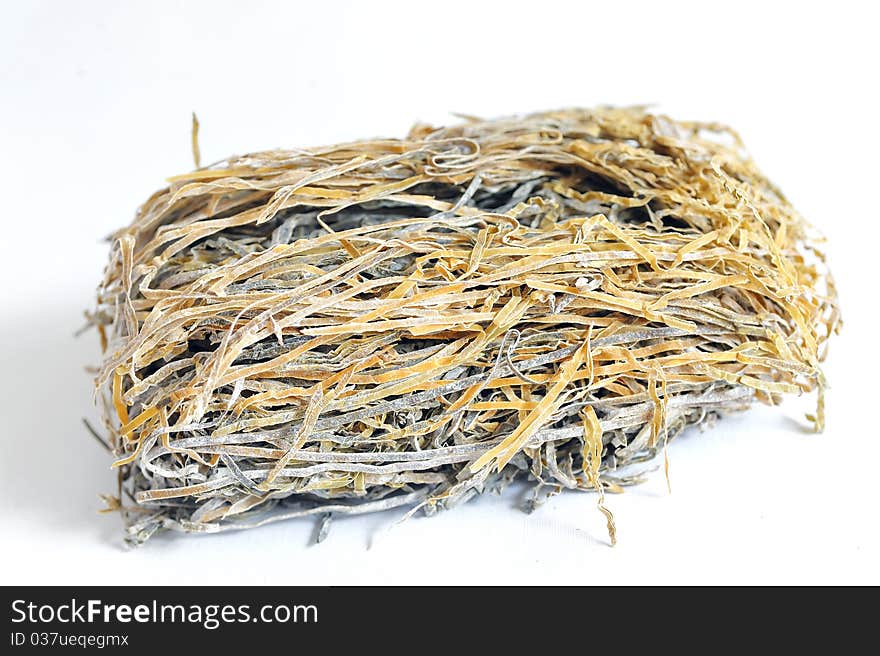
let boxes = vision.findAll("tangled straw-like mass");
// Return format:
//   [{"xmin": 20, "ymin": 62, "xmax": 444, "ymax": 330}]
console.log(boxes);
[{"xmin": 92, "ymin": 107, "xmax": 839, "ymax": 545}]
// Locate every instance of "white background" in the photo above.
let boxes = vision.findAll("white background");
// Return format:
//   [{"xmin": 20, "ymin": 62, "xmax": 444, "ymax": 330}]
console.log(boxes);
[{"xmin": 1, "ymin": 0, "xmax": 877, "ymax": 585}]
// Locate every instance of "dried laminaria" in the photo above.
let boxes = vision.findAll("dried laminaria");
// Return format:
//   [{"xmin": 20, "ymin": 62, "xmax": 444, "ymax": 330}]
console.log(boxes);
[{"xmin": 91, "ymin": 107, "xmax": 839, "ymax": 545}]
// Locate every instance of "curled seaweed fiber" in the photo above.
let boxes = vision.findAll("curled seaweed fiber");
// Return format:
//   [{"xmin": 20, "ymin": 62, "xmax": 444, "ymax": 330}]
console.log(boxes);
[{"xmin": 92, "ymin": 107, "xmax": 839, "ymax": 545}]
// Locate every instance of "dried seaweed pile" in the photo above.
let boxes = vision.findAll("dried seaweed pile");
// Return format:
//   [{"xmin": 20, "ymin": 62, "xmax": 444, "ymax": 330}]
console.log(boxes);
[{"xmin": 92, "ymin": 107, "xmax": 838, "ymax": 545}]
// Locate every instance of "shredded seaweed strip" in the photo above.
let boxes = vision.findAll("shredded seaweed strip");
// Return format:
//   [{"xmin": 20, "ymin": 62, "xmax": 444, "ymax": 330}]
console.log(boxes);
[{"xmin": 91, "ymin": 107, "xmax": 839, "ymax": 546}]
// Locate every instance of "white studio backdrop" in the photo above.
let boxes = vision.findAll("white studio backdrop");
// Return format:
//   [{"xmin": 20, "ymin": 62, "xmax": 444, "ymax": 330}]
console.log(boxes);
[{"xmin": 1, "ymin": 0, "xmax": 877, "ymax": 584}]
